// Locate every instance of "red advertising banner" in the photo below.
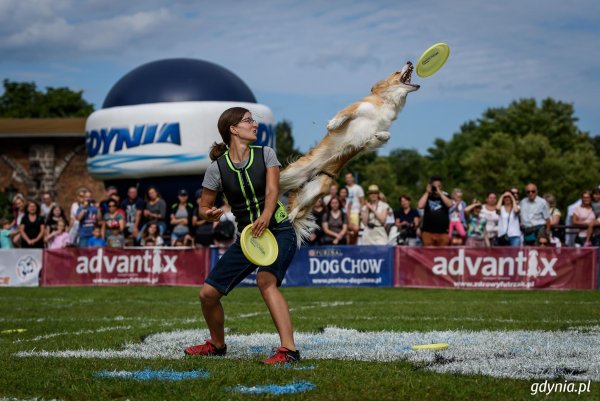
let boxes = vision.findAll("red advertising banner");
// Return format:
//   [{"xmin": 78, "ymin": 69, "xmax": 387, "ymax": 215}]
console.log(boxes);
[
  {"xmin": 395, "ymin": 247, "xmax": 598, "ymax": 290},
  {"xmin": 42, "ymin": 248, "xmax": 209, "ymax": 287}
]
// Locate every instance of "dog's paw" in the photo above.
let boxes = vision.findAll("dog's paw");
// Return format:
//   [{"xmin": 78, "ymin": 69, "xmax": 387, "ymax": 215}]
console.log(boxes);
[{"xmin": 326, "ymin": 115, "xmax": 348, "ymax": 131}]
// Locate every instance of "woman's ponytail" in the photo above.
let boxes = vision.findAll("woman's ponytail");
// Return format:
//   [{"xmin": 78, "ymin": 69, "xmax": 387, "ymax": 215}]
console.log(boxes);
[{"xmin": 209, "ymin": 142, "xmax": 228, "ymax": 161}]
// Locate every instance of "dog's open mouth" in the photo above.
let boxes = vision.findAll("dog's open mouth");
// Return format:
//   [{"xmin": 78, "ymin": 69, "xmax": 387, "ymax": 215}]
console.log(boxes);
[{"xmin": 400, "ymin": 62, "xmax": 419, "ymax": 89}]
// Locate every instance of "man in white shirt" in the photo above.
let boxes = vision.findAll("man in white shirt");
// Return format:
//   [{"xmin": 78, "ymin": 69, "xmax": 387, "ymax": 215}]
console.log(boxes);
[
  {"xmin": 519, "ymin": 183, "xmax": 551, "ymax": 246},
  {"xmin": 344, "ymin": 172, "xmax": 364, "ymax": 245}
]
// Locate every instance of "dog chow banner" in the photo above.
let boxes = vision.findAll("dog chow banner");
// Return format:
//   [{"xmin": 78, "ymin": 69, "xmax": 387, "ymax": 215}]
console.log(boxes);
[
  {"xmin": 395, "ymin": 247, "xmax": 598, "ymax": 290},
  {"xmin": 285, "ymin": 246, "xmax": 394, "ymax": 287},
  {"xmin": 42, "ymin": 248, "xmax": 209, "ymax": 287},
  {"xmin": 0, "ymin": 249, "xmax": 42, "ymax": 287}
]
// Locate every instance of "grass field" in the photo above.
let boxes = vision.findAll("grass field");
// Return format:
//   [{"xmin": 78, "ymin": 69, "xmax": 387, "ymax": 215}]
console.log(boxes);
[{"xmin": 1, "ymin": 286, "xmax": 599, "ymax": 401}]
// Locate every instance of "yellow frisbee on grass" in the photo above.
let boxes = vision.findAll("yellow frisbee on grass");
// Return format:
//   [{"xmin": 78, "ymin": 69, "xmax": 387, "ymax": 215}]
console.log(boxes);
[
  {"xmin": 240, "ymin": 224, "xmax": 279, "ymax": 266},
  {"xmin": 416, "ymin": 43, "xmax": 450, "ymax": 77},
  {"xmin": 411, "ymin": 343, "xmax": 449, "ymax": 351}
]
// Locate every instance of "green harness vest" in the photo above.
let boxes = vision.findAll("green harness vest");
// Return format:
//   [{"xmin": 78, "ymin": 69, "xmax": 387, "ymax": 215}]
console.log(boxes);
[{"xmin": 216, "ymin": 146, "xmax": 288, "ymax": 228}]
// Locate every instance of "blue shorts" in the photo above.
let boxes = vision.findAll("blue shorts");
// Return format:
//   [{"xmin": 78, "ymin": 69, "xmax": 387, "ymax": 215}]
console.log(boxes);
[{"xmin": 205, "ymin": 221, "xmax": 297, "ymax": 295}]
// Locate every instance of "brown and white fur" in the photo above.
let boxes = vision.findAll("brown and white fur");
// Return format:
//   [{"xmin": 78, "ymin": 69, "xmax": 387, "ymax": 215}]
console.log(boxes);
[{"xmin": 280, "ymin": 62, "xmax": 420, "ymax": 246}]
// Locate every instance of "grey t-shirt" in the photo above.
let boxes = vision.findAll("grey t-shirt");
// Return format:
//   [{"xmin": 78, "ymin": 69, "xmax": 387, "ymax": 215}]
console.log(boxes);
[{"xmin": 202, "ymin": 147, "xmax": 281, "ymax": 191}]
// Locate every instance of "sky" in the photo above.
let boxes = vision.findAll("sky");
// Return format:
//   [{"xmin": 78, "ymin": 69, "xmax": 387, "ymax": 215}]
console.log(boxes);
[{"xmin": 1, "ymin": 0, "xmax": 599, "ymax": 155}]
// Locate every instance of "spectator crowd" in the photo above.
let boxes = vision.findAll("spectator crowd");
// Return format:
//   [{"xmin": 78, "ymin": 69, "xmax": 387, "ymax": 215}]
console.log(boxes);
[{"xmin": 1, "ymin": 174, "xmax": 599, "ymax": 249}]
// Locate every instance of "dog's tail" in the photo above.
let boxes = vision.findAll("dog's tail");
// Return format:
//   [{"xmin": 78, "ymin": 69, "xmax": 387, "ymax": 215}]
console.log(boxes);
[{"xmin": 285, "ymin": 173, "xmax": 334, "ymax": 248}]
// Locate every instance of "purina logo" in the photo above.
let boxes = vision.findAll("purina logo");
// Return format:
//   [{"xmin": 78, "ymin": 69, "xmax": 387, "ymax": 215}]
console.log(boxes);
[
  {"xmin": 432, "ymin": 249, "xmax": 557, "ymax": 277},
  {"xmin": 86, "ymin": 122, "xmax": 181, "ymax": 158},
  {"xmin": 16, "ymin": 256, "xmax": 40, "ymax": 282}
]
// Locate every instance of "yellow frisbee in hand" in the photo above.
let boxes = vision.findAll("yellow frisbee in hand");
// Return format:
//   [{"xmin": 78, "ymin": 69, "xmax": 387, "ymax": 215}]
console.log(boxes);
[
  {"xmin": 416, "ymin": 43, "xmax": 450, "ymax": 77},
  {"xmin": 240, "ymin": 224, "xmax": 279, "ymax": 266},
  {"xmin": 411, "ymin": 343, "xmax": 449, "ymax": 351}
]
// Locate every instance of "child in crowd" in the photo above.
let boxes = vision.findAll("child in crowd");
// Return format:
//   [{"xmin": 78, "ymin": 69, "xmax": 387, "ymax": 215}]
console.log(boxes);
[
  {"xmin": 45, "ymin": 219, "xmax": 71, "ymax": 249},
  {"xmin": 448, "ymin": 188, "xmax": 466, "ymax": 240},
  {"xmin": 0, "ymin": 218, "xmax": 17, "ymax": 249},
  {"xmin": 106, "ymin": 226, "xmax": 125, "ymax": 248},
  {"xmin": 465, "ymin": 200, "xmax": 488, "ymax": 247},
  {"xmin": 88, "ymin": 225, "xmax": 107, "ymax": 248}
]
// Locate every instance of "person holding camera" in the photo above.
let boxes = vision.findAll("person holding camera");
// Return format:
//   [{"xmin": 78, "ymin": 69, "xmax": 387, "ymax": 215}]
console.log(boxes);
[
  {"xmin": 393, "ymin": 195, "xmax": 420, "ymax": 246},
  {"xmin": 496, "ymin": 190, "xmax": 521, "ymax": 246},
  {"xmin": 75, "ymin": 196, "xmax": 99, "ymax": 247},
  {"xmin": 360, "ymin": 185, "xmax": 391, "ymax": 245},
  {"xmin": 417, "ymin": 176, "xmax": 453, "ymax": 246}
]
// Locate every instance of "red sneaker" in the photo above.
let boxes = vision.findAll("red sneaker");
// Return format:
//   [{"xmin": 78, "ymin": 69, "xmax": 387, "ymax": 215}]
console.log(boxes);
[
  {"xmin": 260, "ymin": 347, "xmax": 301, "ymax": 365},
  {"xmin": 184, "ymin": 339, "xmax": 227, "ymax": 356}
]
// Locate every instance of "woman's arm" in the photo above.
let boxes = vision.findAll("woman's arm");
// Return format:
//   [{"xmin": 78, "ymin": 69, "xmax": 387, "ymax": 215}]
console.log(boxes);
[
  {"xmin": 252, "ymin": 166, "xmax": 279, "ymax": 237},
  {"xmin": 199, "ymin": 188, "xmax": 223, "ymax": 222},
  {"xmin": 34, "ymin": 223, "xmax": 45, "ymax": 243},
  {"xmin": 19, "ymin": 223, "xmax": 30, "ymax": 243}
]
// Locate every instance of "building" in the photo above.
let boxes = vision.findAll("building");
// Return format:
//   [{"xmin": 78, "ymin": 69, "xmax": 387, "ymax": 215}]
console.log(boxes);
[{"xmin": 0, "ymin": 118, "xmax": 105, "ymax": 210}]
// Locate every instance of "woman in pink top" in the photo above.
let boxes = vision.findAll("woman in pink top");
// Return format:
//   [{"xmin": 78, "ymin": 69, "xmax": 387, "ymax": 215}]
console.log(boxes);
[{"xmin": 572, "ymin": 191, "xmax": 596, "ymax": 246}]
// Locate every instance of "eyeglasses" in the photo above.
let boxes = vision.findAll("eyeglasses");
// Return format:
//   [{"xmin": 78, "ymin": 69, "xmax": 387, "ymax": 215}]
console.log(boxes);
[
  {"xmin": 526, "ymin": 190, "xmax": 536, "ymax": 194},
  {"xmin": 109, "ymin": 204, "xmax": 117, "ymax": 208},
  {"xmin": 238, "ymin": 118, "xmax": 257, "ymax": 124}
]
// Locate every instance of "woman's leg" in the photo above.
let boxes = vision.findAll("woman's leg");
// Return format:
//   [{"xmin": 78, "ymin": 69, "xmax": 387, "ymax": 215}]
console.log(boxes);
[
  {"xmin": 199, "ymin": 283, "xmax": 225, "ymax": 347},
  {"xmin": 256, "ymin": 271, "xmax": 295, "ymax": 350}
]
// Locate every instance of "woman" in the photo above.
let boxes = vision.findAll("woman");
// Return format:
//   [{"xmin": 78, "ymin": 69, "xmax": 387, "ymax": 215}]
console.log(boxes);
[
  {"xmin": 321, "ymin": 196, "xmax": 348, "ymax": 245},
  {"xmin": 139, "ymin": 186, "xmax": 167, "ymax": 239},
  {"xmin": 140, "ymin": 222, "xmax": 164, "ymax": 246},
  {"xmin": 184, "ymin": 107, "xmax": 299, "ymax": 364},
  {"xmin": 307, "ymin": 197, "xmax": 325, "ymax": 245},
  {"xmin": 572, "ymin": 191, "xmax": 595, "ymax": 246},
  {"xmin": 393, "ymin": 195, "xmax": 420, "ymax": 246},
  {"xmin": 169, "ymin": 189, "xmax": 194, "ymax": 246},
  {"xmin": 360, "ymin": 184, "xmax": 390, "ymax": 245},
  {"xmin": 496, "ymin": 191, "xmax": 521, "ymax": 246},
  {"xmin": 102, "ymin": 199, "xmax": 126, "ymax": 247},
  {"xmin": 544, "ymin": 194, "xmax": 563, "ymax": 245},
  {"xmin": 11, "ymin": 194, "xmax": 26, "ymax": 246},
  {"xmin": 19, "ymin": 200, "xmax": 45, "ymax": 248},
  {"xmin": 480, "ymin": 192, "xmax": 499, "ymax": 245}
]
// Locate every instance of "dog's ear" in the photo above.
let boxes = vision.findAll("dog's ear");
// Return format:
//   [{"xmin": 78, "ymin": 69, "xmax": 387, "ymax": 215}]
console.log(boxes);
[{"xmin": 371, "ymin": 78, "xmax": 388, "ymax": 94}]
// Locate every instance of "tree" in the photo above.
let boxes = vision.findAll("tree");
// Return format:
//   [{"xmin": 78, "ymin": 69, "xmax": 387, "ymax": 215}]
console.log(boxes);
[
  {"xmin": 275, "ymin": 120, "xmax": 302, "ymax": 168},
  {"xmin": 416, "ymin": 98, "xmax": 600, "ymax": 208},
  {"xmin": 0, "ymin": 79, "xmax": 94, "ymax": 117}
]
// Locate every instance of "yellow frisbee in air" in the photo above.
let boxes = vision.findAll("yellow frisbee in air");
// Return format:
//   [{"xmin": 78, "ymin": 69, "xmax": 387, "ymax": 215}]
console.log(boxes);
[
  {"xmin": 416, "ymin": 43, "xmax": 450, "ymax": 77},
  {"xmin": 411, "ymin": 343, "xmax": 449, "ymax": 351},
  {"xmin": 240, "ymin": 224, "xmax": 279, "ymax": 266}
]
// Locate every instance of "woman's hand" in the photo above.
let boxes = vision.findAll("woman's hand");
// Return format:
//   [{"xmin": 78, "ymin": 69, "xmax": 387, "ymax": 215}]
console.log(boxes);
[
  {"xmin": 251, "ymin": 214, "xmax": 271, "ymax": 237},
  {"xmin": 205, "ymin": 207, "xmax": 223, "ymax": 222}
]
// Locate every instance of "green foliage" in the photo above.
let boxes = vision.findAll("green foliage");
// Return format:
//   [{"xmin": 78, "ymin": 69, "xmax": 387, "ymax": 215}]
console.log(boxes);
[
  {"xmin": 0, "ymin": 79, "xmax": 94, "ymax": 117},
  {"xmin": 274, "ymin": 120, "xmax": 303, "ymax": 168}
]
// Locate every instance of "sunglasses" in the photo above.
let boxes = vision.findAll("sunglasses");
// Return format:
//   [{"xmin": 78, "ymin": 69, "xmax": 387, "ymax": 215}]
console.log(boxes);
[{"xmin": 526, "ymin": 190, "xmax": 537, "ymax": 194}]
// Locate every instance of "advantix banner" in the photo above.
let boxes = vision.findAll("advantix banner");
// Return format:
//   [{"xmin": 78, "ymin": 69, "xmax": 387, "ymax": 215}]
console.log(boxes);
[
  {"xmin": 395, "ymin": 247, "xmax": 598, "ymax": 290},
  {"xmin": 42, "ymin": 248, "xmax": 209, "ymax": 286}
]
